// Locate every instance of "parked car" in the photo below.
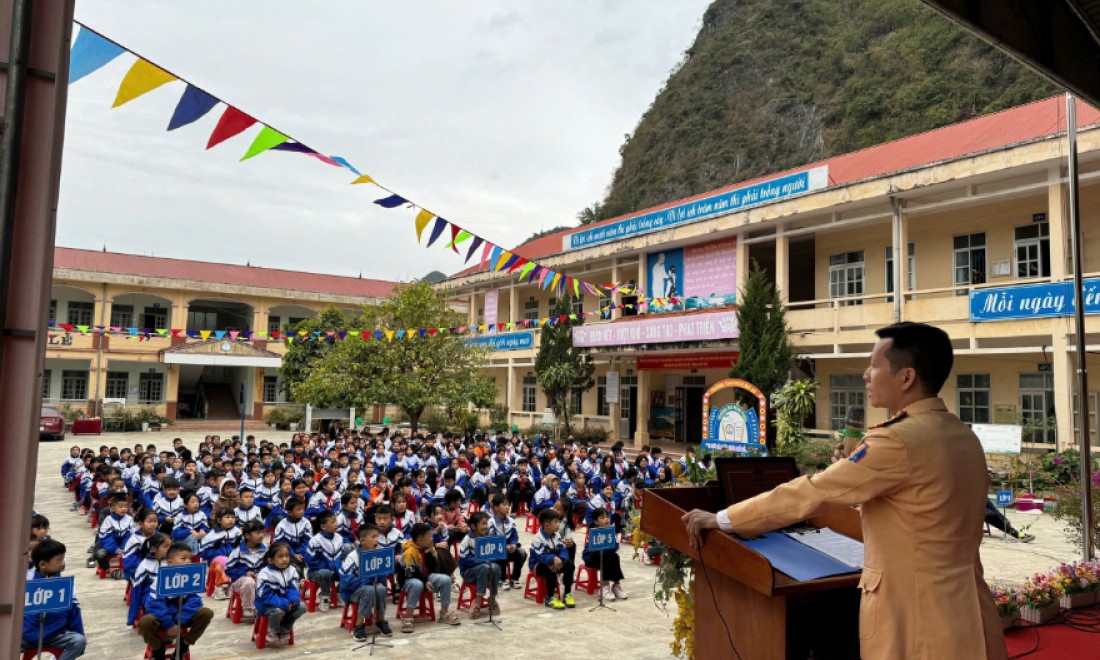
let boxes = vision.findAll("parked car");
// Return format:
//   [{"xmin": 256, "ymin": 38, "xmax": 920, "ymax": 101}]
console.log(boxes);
[{"xmin": 40, "ymin": 406, "xmax": 65, "ymax": 441}]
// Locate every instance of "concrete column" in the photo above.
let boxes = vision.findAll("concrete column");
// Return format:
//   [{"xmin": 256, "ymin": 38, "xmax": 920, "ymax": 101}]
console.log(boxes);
[
  {"xmin": 1053, "ymin": 331, "xmax": 1076, "ymax": 450},
  {"xmin": 891, "ymin": 199, "xmax": 908, "ymax": 321},
  {"xmin": 636, "ymin": 259, "xmax": 648, "ymax": 315},
  {"xmin": 509, "ymin": 286, "xmax": 519, "ymax": 325},
  {"xmin": 634, "ymin": 369, "xmax": 651, "ymax": 446},
  {"xmin": 775, "ymin": 231, "xmax": 790, "ymax": 303},
  {"xmin": 1047, "ymin": 167, "xmax": 1069, "ymax": 280},
  {"xmin": 506, "ymin": 359, "xmax": 516, "ymax": 427},
  {"xmin": 252, "ymin": 305, "xmax": 264, "ymax": 337},
  {"xmin": 171, "ymin": 305, "xmax": 189, "ymax": 332},
  {"xmin": 611, "ymin": 261, "xmax": 621, "ymax": 320},
  {"xmin": 608, "ymin": 362, "xmax": 622, "ymax": 440},
  {"xmin": 468, "ymin": 290, "xmax": 478, "ymax": 326},
  {"xmin": 736, "ymin": 234, "xmax": 749, "ymax": 294}
]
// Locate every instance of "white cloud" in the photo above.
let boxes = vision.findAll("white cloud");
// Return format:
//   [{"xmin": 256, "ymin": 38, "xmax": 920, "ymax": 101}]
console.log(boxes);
[{"xmin": 60, "ymin": 1, "xmax": 710, "ymax": 280}]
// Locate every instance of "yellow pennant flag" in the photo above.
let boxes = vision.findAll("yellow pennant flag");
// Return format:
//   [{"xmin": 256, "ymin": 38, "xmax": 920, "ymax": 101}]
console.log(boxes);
[
  {"xmin": 549, "ymin": 273, "xmax": 561, "ymax": 291},
  {"xmin": 494, "ymin": 251, "xmax": 513, "ymax": 272},
  {"xmin": 199, "ymin": 330, "xmax": 211, "ymax": 341},
  {"xmin": 415, "ymin": 210, "xmax": 434, "ymax": 242},
  {"xmin": 113, "ymin": 59, "xmax": 177, "ymax": 107},
  {"xmin": 385, "ymin": 330, "xmax": 395, "ymax": 341},
  {"xmin": 351, "ymin": 174, "xmax": 376, "ymax": 185}
]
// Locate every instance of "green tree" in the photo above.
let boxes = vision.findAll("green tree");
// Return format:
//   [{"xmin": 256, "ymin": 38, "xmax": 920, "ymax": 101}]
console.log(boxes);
[
  {"xmin": 534, "ymin": 296, "xmax": 596, "ymax": 437},
  {"xmin": 730, "ymin": 262, "xmax": 795, "ymax": 446},
  {"xmin": 290, "ymin": 281, "xmax": 494, "ymax": 432},
  {"xmin": 279, "ymin": 308, "xmax": 363, "ymax": 398}
]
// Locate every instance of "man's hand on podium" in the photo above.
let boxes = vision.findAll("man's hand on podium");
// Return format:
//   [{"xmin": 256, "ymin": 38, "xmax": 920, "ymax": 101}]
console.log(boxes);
[{"xmin": 682, "ymin": 509, "xmax": 720, "ymax": 550}]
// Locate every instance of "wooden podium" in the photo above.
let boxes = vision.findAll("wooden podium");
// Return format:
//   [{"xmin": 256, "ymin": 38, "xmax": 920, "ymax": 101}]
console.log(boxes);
[{"xmin": 641, "ymin": 484, "xmax": 863, "ymax": 660}]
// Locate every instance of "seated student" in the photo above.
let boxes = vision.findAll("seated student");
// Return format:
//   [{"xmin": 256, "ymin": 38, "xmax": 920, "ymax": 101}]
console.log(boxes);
[
  {"xmin": 614, "ymin": 468, "xmax": 636, "ymax": 507},
  {"xmin": 88, "ymin": 493, "xmax": 131, "ymax": 576},
  {"xmin": 124, "ymin": 509, "xmax": 160, "ymax": 579},
  {"xmin": 374, "ymin": 504, "xmax": 404, "ymax": 553},
  {"xmin": 441, "ymin": 490, "xmax": 469, "ymax": 545},
  {"xmin": 256, "ymin": 542, "xmax": 306, "ymax": 645},
  {"xmin": 62, "ymin": 445, "xmax": 83, "ymax": 487},
  {"xmin": 129, "ymin": 534, "xmax": 170, "ymax": 627},
  {"xmin": 218, "ymin": 479, "xmax": 240, "ymax": 513},
  {"xmin": 506, "ymin": 458, "xmax": 536, "ymax": 514},
  {"xmin": 31, "ymin": 513, "xmax": 50, "ymax": 542},
  {"xmin": 398, "ymin": 523, "xmax": 460, "ymax": 632},
  {"xmin": 305, "ymin": 511, "xmax": 343, "ymax": 612},
  {"xmin": 392, "ymin": 493, "xmax": 417, "ymax": 538},
  {"xmin": 528, "ymin": 508, "xmax": 575, "ymax": 610},
  {"xmin": 432, "ymin": 468, "xmax": 464, "ymax": 504},
  {"xmin": 198, "ymin": 508, "xmax": 240, "ymax": 599},
  {"xmin": 306, "ymin": 476, "xmax": 340, "ymax": 520},
  {"xmin": 582, "ymin": 507, "xmax": 628, "ymax": 601},
  {"xmin": 457, "ymin": 512, "xmax": 502, "ymax": 620},
  {"xmin": 255, "ymin": 471, "xmax": 279, "ymax": 517},
  {"xmin": 336, "ymin": 492, "xmax": 365, "ymax": 555},
  {"xmin": 422, "ymin": 503, "xmax": 451, "ymax": 556},
  {"xmin": 235, "ymin": 486, "xmax": 264, "ymax": 527},
  {"xmin": 196, "ymin": 470, "xmax": 221, "ymax": 517},
  {"xmin": 467, "ymin": 459, "xmax": 493, "ymax": 506},
  {"xmin": 171, "ymin": 492, "xmax": 210, "ymax": 554},
  {"xmin": 152, "ymin": 477, "xmax": 184, "ymax": 535},
  {"xmin": 532, "ymin": 473, "xmax": 561, "ymax": 515},
  {"xmin": 226, "ymin": 520, "xmax": 268, "ymax": 618},
  {"xmin": 340, "ymin": 524, "xmax": 394, "ymax": 640},
  {"xmin": 178, "ymin": 459, "xmax": 202, "ymax": 492},
  {"xmin": 487, "ymin": 493, "xmax": 526, "ymax": 589},
  {"xmin": 138, "ymin": 543, "xmax": 214, "ymax": 660},
  {"xmin": 587, "ymin": 482, "xmax": 623, "ymax": 534},
  {"xmin": 273, "ymin": 497, "xmax": 311, "ymax": 571},
  {"xmin": 22, "ymin": 539, "xmax": 86, "ymax": 660}
]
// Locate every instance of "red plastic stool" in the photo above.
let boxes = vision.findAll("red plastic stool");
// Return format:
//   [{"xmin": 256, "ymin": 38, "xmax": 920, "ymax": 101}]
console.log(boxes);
[
  {"xmin": 301, "ymin": 580, "xmax": 319, "ymax": 613},
  {"xmin": 340, "ymin": 601, "xmax": 377, "ymax": 632},
  {"xmin": 90, "ymin": 509, "xmax": 99, "ymax": 529},
  {"xmin": 124, "ymin": 581, "xmax": 132, "ymax": 605},
  {"xmin": 252, "ymin": 614, "xmax": 294, "ymax": 650},
  {"xmin": 396, "ymin": 589, "xmax": 437, "ymax": 621},
  {"xmin": 575, "ymin": 564, "xmax": 600, "ymax": 595},
  {"xmin": 205, "ymin": 567, "xmax": 216, "ymax": 597},
  {"xmin": 524, "ymin": 514, "xmax": 540, "ymax": 534},
  {"xmin": 466, "ymin": 501, "xmax": 481, "ymax": 513},
  {"xmin": 226, "ymin": 591, "xmax": 243, "ymax": 624},
  {"xmin": 455, "ymin": 582, "xmax": 490, "ymax": 612},
  {"xmin": 23, "ymin": 648, "xmax": 65, "ymax": 660},
  {"xmin": 523, "ymin": 573, "xmax": 561, "ymax": 604},
  {"xmin": 95, "ymin": 553, "xmax": 123, "ymax": 580},
  {"xmin": 515, "ymin": 501, "xmax": 529, "ymax": 516},
  {"xmin": 143, "ymin": 628, "xmax": 189, "ymax": 659}
]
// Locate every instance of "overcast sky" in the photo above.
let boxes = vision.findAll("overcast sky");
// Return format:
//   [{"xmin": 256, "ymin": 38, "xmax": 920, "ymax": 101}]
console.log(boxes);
[{"xmin": 59, "ymin": 1, "xmax": 711, "ymax": 282}]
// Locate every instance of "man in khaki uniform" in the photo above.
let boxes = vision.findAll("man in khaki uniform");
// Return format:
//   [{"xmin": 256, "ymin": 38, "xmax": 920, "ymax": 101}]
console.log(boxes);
[{"xmin": 683, "ymin": 322, "xmax": 1007, "ymax": 659}]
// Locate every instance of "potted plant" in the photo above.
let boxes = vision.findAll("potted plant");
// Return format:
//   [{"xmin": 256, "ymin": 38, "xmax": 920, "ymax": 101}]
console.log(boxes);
[
  {"xmin": 1019, "ymin": 574, "xmax": 1061, "ymax": 624},
  {"xmin": 990, "ymin": 582, "xmax": 1022, "ymax": 629},
  {"xmin": 1055, "ymin": 561, "xmax": 1098, "ymax": 609}
]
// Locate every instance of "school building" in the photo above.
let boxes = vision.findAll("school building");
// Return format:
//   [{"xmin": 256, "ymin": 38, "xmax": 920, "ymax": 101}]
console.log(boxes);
[
  {"xmin": 439, "ymin": 95, "xmax": 1100, "ymax": 453},
  {"xmin": 45, "ymin": 248, "xmax": 394, "ymax": 426}
]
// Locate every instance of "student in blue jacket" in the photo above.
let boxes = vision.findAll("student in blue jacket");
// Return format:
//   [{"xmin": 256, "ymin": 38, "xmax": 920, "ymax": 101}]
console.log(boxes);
[
  {"xmin": 255, "ymin": 542, "xmax": 306, "ymax": 646},
  {"xmin": 582, "ymin": 507, "xmax": 627, "ymax": 602},
  {"xmin": 88, "ymin": 493, "xmax": 131, "ymax": 576},
  {"xmin": 22, "ymin": 540, "xmax": 86, "ymax": 660},
  {"xmin": 137, "ymin": 543, "xmax": 214, "ymax": 660},
  {"xmin": 339, "ymin": 524, "xmax": 393, "ymax": 640},
  {"xmin": 457, "ymin": 512, "xmax": 502, "ymax": 620}
]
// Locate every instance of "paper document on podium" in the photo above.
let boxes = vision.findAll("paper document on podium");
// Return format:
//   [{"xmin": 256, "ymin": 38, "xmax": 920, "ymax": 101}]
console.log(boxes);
[
  {"xmin": 740, "ymin": 532, "xmax": 861, "ymax": 582},
  {"xmin": 784, "ymin": 528, "xmax": 865, "ymax": 569}
]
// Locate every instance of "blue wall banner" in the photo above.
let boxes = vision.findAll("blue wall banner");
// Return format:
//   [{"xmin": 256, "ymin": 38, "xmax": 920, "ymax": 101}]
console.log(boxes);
[
  {"xmin": 704, "ymin": 402, "xmax": 765, "ymax": 456},
  {"xmin": 563, "ymin": 166, "xmax": 829, "ymax": 251},
  {"xmin": 969, "ymin": 278, "xmax": 1100, "ymax": 322},
  {"xmin": 464, "ymin": 331, "xmax": 534, "ymax": 351}
]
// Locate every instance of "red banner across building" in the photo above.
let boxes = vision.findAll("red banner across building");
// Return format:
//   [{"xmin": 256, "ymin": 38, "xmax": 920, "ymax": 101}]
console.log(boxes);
[{"xmin": 636, "ymin": 352, "xmax": 739, "ymax": 371}]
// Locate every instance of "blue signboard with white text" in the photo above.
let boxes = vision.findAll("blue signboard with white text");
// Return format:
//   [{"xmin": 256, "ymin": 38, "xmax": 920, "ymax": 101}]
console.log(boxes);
[
  {"xmin": 156, "ymin": 563, "xmax": 207, "ymax": 598},
  {"xmin": 997, "ymin": 490, "xmax": 1013, "ymax": 507},
  {"xmin": 475, "ymin": 535, "xmax": 507, "ymax": 562},
  {"xmin": 359, "ymin": 548, "xmax": 396, "ymax": 580},
  {"xmin": 464, "ymin": 332, "xmax": 534, "ymax": 351},
  {"xmin": 969, "ymin": 278, "xmax": 1100, "ymax": 322},
  {"xmin": 587, "ymin": 527, "xmax": 617, "ymax": 552},
  {"xmin": 25, "ymin": 577, "xmax": 75, "ymax": 614},
  {"xmin": 564, "ymin": 166, "xmax": 829, "ymax": 250}
]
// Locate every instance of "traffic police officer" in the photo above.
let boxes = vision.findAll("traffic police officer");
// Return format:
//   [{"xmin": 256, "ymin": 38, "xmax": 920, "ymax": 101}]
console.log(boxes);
[{"xmin": 683, "ymin": 322, "xmax": 1007, "ymax": 659}]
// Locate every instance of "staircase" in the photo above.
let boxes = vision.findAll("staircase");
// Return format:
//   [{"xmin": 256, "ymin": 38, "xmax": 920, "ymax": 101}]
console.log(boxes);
[{"xmin": 203, "ymin": 385, "xmax": 241, "ymax": 420}]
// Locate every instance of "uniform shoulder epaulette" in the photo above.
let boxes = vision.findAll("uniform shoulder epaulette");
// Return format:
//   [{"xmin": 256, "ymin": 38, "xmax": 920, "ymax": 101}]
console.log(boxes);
[{"xmin": 868, "ymin": 410, "xmax": 908, "ymax": 430}]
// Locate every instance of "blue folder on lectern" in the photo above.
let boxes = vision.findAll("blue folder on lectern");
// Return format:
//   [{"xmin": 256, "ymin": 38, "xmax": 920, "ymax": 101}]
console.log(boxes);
[{"xmin": 740, "ymin": 532, "xmax": 861, "ymax": 582}]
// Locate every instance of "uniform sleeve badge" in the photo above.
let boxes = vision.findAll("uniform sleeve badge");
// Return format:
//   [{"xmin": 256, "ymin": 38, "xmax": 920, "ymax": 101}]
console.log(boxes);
[{"xmin": 848, "ymin": 442, "xmax": 869, "ymax": 463}]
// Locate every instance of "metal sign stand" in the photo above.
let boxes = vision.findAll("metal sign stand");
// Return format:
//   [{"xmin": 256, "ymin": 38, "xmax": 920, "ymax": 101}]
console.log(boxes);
[
  {"xmin": 589, "ymin": 551, "xmax": 616, "ymax": 613},
  {"xmin": 352, "ymin": 624, "xmax": 393, "ymax": 656},
  {"xmin": 175, "ymin": 600, "xmax": 184, "ymax": 660},
  {"xmin": 474, "ymin": 586, "xmax": 503, "ymax": 631},
  {"xmin": 36, "ymin": 612, "xmax": 45, "ymax": 660}
]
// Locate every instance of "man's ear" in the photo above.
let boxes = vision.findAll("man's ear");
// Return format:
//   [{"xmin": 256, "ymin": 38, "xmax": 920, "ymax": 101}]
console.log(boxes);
[{"xmin": 899, "ymin": 367, "xmax": 919, "ymax": 392}]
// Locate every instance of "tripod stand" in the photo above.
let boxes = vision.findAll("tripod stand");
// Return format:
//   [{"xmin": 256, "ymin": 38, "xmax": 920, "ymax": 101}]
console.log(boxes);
[
  {"xmin": 589, "ymin": 551, "xmax": 616, "ymax": 613},
  {"xmin": 352, "ymin": 613, "xmax": 394, "ymax": 656}
]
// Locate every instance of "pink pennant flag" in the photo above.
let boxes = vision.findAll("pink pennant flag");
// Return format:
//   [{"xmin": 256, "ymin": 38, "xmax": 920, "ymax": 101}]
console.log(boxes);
[{"xmin": 481, "ymin": 242, "xmax": 494, "ymax": 268}]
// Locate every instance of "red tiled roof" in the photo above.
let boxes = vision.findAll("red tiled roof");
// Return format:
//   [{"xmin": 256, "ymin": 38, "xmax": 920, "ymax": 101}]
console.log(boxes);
[
  {"xmin": 453, "ymin": 95, "xmax": 1100, "ymax": 279},
  {"xmin": 54, "ymin": 247, "xmax": 397, "ymax": 298}
]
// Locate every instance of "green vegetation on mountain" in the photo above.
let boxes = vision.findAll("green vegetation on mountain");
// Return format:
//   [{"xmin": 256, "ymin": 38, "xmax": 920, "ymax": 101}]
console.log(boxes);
[{"xmin": 577, "ymin": 0, "xmax": 1056, "ymax": 224}]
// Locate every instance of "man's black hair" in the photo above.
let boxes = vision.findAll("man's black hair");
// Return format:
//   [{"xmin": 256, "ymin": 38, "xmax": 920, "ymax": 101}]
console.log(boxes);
[
  {"xmin": 875, "ymin": 322, "xmax": 954, "ymax": 394},
  {"xmin": 32, "ymin": 538, "xmax": 65, "ymax": 568}
]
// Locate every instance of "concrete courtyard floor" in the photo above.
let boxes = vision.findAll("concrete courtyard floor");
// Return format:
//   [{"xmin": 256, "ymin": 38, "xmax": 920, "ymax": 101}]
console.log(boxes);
[{"xmin": 32, "ymin": 431, "xmax": 1087, "ymax": 659}]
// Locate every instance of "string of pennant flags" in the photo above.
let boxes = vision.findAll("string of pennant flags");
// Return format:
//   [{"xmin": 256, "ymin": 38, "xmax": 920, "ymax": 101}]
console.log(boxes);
[
  {"xmin": 67, "ymin": 23, "xmax": 635, "ymax": 302},
  {"xmin": 44, "ymin": 297, "xmax": 674, "ymax": 344}
]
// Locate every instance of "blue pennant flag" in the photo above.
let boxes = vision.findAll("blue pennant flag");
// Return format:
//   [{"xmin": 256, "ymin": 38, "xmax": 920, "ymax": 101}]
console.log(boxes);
[
  {"xmin": 329, "ymin": 156, "xmax": 361, "ymax": 176},
  {"xmin": 168, "ymin": 84, "xmax": 219, "ymax": 131},
  {"xmin": 374, "ymin": 194, "xmax": 408, "ymax": 208},
  {"xmin": 426, "ymin": 217, "xmax": 447, "ymax": 248},
  {"xmin": 69, "ymin": 27, "xmax": 125, "ymax": 84},
  {"xmin": 465, "ymin": 236, "xmax": 484, "ymax": 263}
]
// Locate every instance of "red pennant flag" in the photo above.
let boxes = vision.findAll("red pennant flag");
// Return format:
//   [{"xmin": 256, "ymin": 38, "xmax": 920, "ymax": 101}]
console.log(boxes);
[
  {"xmin": 428, "ymin": 328, "xmax": 438, "ymax": 337},
  {"xmin": 270, "ymin": 330, "xmax": 281, "ymax": 339},
  {"xmin": 507, "ymin": 257, "xmax": 528, "ymax": 273},
  {"xmin": 170, "ymin": 329, "xmax": 182, "ymax": 337},
  {"xmin": 450, "ymin": 224, "xmax": 461, "ymax": 253},
  {"xmin": 206, "ymin": 107, "xmax": 256, "ymax": 149},
  {"xmin": 497, "ymin": 323, "xmax": 505, "ymax": 332},
  {"xmin": 559, "ymin": 315, "xmax": 568, "ymax": 322}
]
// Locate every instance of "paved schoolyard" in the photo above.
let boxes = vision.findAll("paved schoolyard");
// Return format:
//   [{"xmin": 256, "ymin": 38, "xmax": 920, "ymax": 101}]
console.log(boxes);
[
  {"xmin": 31, "ymin": 431, "xmax": 1086, "ymax": 659},
  {"xmin": 32, "ymin": 431, "xmax": 675, "ymax": 660}
]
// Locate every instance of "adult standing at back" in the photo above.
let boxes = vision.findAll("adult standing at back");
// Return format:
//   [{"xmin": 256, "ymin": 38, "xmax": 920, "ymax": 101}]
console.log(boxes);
[{"xmin": 682, "ymin": 322, "xmax": 1007, "ymax": 659}]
